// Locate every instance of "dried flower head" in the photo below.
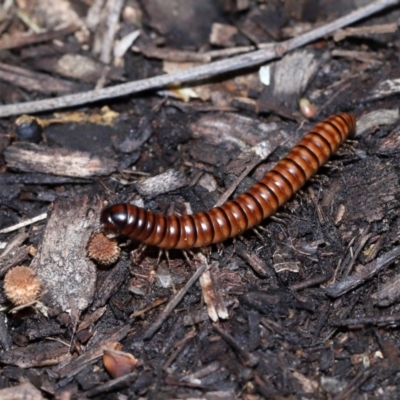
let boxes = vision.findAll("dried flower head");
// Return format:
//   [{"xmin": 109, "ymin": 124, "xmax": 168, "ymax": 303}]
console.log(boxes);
[
  {"xmin": 87, "ymin": 233, "xmax": 120, "ymax": 265},
  {"xmin": 4, "ymin": 266, "xmax": 42, "ymax": 306}
]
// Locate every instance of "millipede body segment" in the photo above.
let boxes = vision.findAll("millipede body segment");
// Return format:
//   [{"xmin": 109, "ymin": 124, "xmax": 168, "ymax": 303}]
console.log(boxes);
[{"xmin": 101, "ymin": 113, "xmax": 356, "ymax": 249}]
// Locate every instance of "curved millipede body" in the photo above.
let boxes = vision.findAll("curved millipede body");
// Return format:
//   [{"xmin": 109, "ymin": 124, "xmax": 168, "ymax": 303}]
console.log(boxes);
[{"xmin": 101, "ymin": 113, "xmax": 356, "ymax": 249}]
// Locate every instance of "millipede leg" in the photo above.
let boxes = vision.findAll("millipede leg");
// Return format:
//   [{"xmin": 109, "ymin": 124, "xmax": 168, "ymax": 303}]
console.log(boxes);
[
  {"xmin": 343, "ymin": 143, "xmax": 357, "ymax": 154},
  {"xmin": 216, "ymin": 242, "xmax": 225, "ymax": 256},
  {"xmin": 294, "ymin": 189, "xmax": 308, "ymax": 200},
  {"xmin": 324, "ymin": 161, "xmax": 343, "ymax": 172},
  {"xmin": 165, "ymin": 250, "xmax": 171, "ymax": 268},
  {"xmin": 272, "ymin": 212, "xmax": 293, "ymax": 221},
  {"xmin": 336, "ymin": 143, "xmax": 357, "ymax": 157},
  {"xmin": 131, "ymin": 243, "xmax": 147, "ymax": 264},
  {"xmin": 182, "ymin": 249, "xmax": 198, "ymax": 271},
  {"xmin": 270, "ymin": 215, "xmax": 289, "ymax": 227},
  {"xmin": 344, "ymin": 139, "xmax": 358, "ymax": 146},
  {"xmin": 150, "ymin": 249, "xmax": 166, "ymax": 282},
  {"xmin": 138, "ymin": 243, "xmax": 147, "ymax": 253},
  {"xmin": 252, "ymin": 226, "xmax": 265, "ymax": 242},
  {"xmin": 310, "ymin": 174, "xmax": 329, "ymax": 186},
  {"xmin": 238, "ymin": 234, "xmax": 246, "ymax": 243},
  {"xmin": 182, "ymin": 250, "xmax": 191, "ymax": 263},
  {"xmin": 156, "ymin": 249, "xmax": 163, "ymax": 266},
  {"xmin": 257, "ymin": 225, "xmax": 272, "ymax": 235}
]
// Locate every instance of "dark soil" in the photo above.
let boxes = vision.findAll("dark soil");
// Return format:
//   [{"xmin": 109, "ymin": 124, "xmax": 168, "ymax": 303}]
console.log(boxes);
[{"xmin": 1, "ymin": 0, "xmax": 400, "ymax": 399}]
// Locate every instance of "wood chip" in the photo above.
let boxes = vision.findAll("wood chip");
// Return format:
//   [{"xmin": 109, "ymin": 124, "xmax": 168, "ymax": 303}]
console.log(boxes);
[
  {"xmin": 4, "ymin": 143, "xmax": 117, "ymax": 178},
  {"xmin": 0, "ymin": 24, "xmax": 79, "ymax": 51},
  {"xmin": 332, "ymin": 49, "xmax": 383, "ymax": 63},
  {"xmin": 236, "ymin": 242, "xmax": 277, "ymax": 282},
  {"xmin": 0, "ymin": 382, "xmax": 44, "ymax": 400},
  {"xmin": 0, "ymin": 340, "xmax": 69, "ymax": 368},
  {"xmin": 291, "ymin": 370, "xmax": 319, "ymax": 394},
  {"xmin": 0, "ymin": 61, "xmax": 80, "ymax": 94},
  {"xmin": 334, "ymin": 22, "xmax": 398, "ymax": 41},
  {"xmin": 356, "ymin": 108, "xmax": 399, "ymax": 136},
  {"xmin": 259, "ymin": 50, "xmax": 328, "ymax": 112},
  {"xmin": 372, "ymin": 274, "xmax": 400, "ymax": 307},
  {"xmin": 191, "ymin": 113, "xmax": 282, "ymax": 148},
  {"xmin": 135, "ymin": 169, "xmax": 187, "ymax": 198},
  {"xmin": 77, "ymin": 306, "xmax": 107, "ymax": 332},
  {"xmin": 199, "ymin": 261, "xmax": 228, "ymax": 322},
  {"xmin": 326, "ymin": 246, "xmax": 400, "ymax": 298},
  {"xmin": 321, "ymin": 159, "xmax": 400, "ymax": 225},
  {"xmin": 114, "ymin": 29, "xmax": 141, "ymax": 58},
  {"xmin": 0, "ymin": 232, "xmax": 30, "ymax": 277},
  {"xmin": 54, "ymin": 54, "xmax": 112, "ymax": 82},
  {"xmin": 55, "ymin": 325, "xmax": 130, "ymax": 379},
  {"xmin": 209, "ymin": 23, "xmax": 238, "ymax": 47},
  {"xmin": 30, "ymin": 195, "xmax": 99, "ymax": 315},
  {"xmin": 367, "ymin": 78, "xmax": 400, "ymax": 101}
]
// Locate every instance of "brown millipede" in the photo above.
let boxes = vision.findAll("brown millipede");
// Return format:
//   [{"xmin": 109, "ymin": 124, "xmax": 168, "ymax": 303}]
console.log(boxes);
[{"xmin": 101, "ymin": 113, "xmax": 356, "ymax": 250}]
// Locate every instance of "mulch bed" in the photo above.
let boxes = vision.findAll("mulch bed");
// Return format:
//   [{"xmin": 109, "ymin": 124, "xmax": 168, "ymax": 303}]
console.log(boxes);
[{"xmin": 1, "ymin": 0, "xmax": 400, "ymax": 398}]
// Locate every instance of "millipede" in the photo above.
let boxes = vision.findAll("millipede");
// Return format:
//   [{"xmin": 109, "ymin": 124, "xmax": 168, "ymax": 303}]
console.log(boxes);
[{"xmin": 100, "ymin": 113, "xmax": 356, "ymax": 250}]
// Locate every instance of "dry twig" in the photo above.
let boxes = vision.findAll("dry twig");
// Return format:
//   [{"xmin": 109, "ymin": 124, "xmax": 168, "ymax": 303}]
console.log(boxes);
[{"xmin": 143, "ymin": 255, "xmax": 208, "ymax": 340}]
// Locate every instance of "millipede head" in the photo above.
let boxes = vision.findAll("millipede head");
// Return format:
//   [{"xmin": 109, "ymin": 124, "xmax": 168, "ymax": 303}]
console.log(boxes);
[{"xmin": 100, "ymin": 204, "xmax": 128, "ymax": 235}]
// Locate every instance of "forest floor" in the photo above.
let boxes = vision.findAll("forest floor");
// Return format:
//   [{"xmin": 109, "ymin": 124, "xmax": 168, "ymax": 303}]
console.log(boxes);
[{"xmin": 1, "ymin": 0, "xmax": 400, "ymax": 399}]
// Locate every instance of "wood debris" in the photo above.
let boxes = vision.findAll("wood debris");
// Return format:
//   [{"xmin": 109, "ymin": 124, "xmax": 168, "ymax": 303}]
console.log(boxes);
[
  {"xmin": 0, "ymin": 382, "xmax": 44, "ymax": 400},
  {"xmin": 30, "ymin": 196, "xmax": 99, "ymax": 315},
  {"xmin": 0, "ymin": 0, "xmax": 400, "ymax": 398},
  {"xmin": 4, "ymin": 144, "xmax": 118, "ymax": 178}
]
